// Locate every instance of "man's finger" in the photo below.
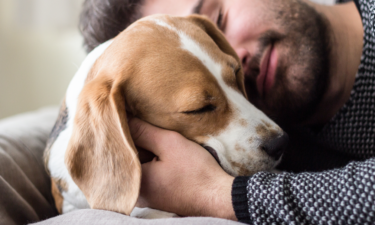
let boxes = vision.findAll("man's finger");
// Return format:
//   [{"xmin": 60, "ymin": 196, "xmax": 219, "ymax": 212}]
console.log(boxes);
[
  {"xmin": 136, "ymin": 157, "xmax": 157, "ymax": 208},
  {"xmin": 128, "ymin": 118, "xmax": 178, "ymax": 157},
  {"xmin": 128, "ymin": 118, "xmax": 163, "ymax": 156}
]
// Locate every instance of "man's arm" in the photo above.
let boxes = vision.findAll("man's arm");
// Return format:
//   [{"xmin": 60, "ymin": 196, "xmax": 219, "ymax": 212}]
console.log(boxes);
[
  {"xmin": 129, "ymin": 118, "xmax": 375, "ymax": 224},
  {"xmin": 232, "ymin": 159, "xmax": 375, "ymax": 224}
]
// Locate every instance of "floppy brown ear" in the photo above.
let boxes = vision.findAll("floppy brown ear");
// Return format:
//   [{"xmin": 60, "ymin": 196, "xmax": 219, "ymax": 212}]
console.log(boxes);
[
  {"xmin": 65, "ymin": 73, "xmax": 141, "ymax": 215},
  {"xmin": 187, "ymin": 14, "xmax": 247, "ymax": 97}
]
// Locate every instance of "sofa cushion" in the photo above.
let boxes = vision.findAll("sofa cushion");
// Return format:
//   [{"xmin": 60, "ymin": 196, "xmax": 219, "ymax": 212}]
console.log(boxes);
[{"xmin": 0, "ymin": 107, "xmax": 59, "ymax": 225}]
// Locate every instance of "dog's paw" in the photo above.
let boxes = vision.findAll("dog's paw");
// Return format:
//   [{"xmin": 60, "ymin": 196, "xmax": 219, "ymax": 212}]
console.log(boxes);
[{"xmin": 130, "ymin": 207, "xmax": 179, "ymax": 219}]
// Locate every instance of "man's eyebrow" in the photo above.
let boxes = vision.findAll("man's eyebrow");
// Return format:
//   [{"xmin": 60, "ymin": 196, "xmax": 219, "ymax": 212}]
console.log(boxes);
[{"xmin": 192, "ymin": 0, "xmax": 204, "ymax": 14}]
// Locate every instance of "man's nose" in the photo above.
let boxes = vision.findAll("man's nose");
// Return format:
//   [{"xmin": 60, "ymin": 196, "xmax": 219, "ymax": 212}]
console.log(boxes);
[{"xmin": 235, "ymin": 47, "xmax": 251, "ymax": 74}]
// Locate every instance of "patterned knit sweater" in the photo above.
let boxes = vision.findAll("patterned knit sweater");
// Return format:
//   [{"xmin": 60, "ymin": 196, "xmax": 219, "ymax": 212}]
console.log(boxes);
[{"xmin": 231, "ymin": 0, "xmax": 375, "ymax": 224}]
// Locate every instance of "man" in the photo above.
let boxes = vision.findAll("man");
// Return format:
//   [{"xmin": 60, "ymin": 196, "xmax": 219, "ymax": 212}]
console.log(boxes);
[{"xmin": 80, "ymin": 0, "xmax": 375, "ymax": 224}]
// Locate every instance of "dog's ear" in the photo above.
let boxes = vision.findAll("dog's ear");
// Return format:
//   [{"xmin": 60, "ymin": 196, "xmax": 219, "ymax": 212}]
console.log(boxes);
[
  {"xmin": 187, "ymin": 14, "xmax": 247, "ymax": 97},
  {"xmin": 65, "ymin": 70, "xmax": 141, "ymax": 215}
]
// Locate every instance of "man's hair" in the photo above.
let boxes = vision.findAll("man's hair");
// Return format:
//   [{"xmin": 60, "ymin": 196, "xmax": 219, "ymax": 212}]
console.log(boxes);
[{"xmin": 79, "ymin": 0, "xmax": 144, "ymax": 53}]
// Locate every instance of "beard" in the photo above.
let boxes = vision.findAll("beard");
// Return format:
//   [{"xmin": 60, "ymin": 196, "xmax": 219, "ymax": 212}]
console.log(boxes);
[{"xmin": 244, "ymin": 0, "xmax": 331, "ymax": 127}]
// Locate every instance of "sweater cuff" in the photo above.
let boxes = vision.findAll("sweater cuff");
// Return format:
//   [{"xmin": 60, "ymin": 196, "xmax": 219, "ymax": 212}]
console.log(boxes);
[{"xmin": 232, "ymin": 176, "xmax": 251, "ymax": 224}]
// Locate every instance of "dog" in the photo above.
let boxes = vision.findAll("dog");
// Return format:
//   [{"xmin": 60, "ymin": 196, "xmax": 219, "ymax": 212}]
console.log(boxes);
[{"xmin": 44, "ymin": 14, "xmax": 288, "ymax": 218}]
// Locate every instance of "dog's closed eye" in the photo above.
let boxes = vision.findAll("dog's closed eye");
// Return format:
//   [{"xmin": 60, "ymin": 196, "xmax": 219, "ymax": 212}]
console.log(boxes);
[{"xmin": 183, "ymin": 104, "xmax": 216, "ymax": 114}]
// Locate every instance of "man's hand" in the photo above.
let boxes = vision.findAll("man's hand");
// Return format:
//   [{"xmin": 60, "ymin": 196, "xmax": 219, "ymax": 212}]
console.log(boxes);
[{"xmin": 128, "ymin": 118, "xmax": 236, "ymax": 220}]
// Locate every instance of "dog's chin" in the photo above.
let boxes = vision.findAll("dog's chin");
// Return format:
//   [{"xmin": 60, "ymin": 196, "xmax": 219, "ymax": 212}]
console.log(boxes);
[
  {"xmin": 203, "ymin": 145, "xmax": 283, "ymax": 176},
  {"xmin": 203, "ymin": 146, "xmax": 221, "ymax": 165}
]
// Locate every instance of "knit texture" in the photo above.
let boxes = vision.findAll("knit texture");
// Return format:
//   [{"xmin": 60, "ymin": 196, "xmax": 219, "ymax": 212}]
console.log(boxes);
[
  {"xmin": 247, "ymin": 159, "xmax": 375, "ymax": 225},
  {"xmin": 232, "ymin": 1, "xmax": 375, "ymax": 224}
]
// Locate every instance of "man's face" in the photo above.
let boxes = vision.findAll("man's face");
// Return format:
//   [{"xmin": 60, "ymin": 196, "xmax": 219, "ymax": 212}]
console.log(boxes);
[{"xmin": 141, "ymin": 0, "xmax": 330, "ymax": 125}]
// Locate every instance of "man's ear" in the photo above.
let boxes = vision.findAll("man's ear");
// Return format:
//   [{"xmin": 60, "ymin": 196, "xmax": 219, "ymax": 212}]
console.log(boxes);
[
  {"xmin": 187, "ymin": 14, "xmax": 247, "ymax": 97},
  {"xmin": 65, "ymin": 70, "xmax": 141, "ymax": 215}
]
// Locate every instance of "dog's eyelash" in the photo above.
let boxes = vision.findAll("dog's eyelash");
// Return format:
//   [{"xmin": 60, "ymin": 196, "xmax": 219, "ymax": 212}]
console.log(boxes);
[
  {"xmin": 183, "ymin": 104, "xmax": 217, "ymax": 114},
  {"xmin": 235, "ymin": 67, "xmax": 241, "ymax": 75}
]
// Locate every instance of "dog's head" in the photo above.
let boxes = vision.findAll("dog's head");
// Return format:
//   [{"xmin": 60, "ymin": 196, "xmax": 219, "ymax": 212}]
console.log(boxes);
[{"xmin": 63, "ymin": 14, "xmax": 288, "ymax": 215}]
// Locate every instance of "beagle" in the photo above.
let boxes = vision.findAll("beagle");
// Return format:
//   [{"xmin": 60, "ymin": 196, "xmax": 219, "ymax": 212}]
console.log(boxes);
[{"xmin": 44, "ymin": 14, "xmax": 288, "ymax": 218}]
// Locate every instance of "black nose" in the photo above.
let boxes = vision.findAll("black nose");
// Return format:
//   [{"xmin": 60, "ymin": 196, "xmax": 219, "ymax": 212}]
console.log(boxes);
[{"xmin": 261, "ymin": 132, "xmax": 289, "ymax": 160}]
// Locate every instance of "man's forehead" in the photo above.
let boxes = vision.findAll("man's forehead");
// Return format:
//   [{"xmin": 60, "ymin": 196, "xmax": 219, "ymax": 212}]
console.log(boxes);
[{"xmin": 141, "ymin": 0, "xmax": 201, "ymax": 17}]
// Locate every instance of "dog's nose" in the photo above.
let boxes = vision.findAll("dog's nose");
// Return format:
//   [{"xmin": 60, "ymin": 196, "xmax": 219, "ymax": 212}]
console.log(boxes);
[{"xmin": 261, "ymin": 132, "xmax": 289, "ymax": 160}]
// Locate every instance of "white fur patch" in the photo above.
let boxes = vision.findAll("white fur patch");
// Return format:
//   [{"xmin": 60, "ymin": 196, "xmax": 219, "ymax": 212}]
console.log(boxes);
[{"xmin": 153, "ymin": 19, "xmax": 175, "ymax": 30}]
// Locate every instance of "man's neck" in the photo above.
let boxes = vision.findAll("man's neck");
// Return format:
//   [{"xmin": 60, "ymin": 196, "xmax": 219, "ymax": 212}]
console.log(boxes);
[{"xmin": 303, "ymin": 1, "xmax": 363, "ymax": 127}]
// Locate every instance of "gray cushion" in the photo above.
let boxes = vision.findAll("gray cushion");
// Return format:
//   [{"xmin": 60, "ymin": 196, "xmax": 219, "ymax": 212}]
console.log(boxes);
[
  {"xmin": 0, "ymin": 107, "xmax": 59, "ymax": 225},
  {"xmin": 31, "ymin": 209, "xmax": 242, "ymax": 225}
]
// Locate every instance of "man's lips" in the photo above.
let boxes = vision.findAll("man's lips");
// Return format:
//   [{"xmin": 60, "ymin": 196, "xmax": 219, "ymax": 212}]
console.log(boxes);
[{"xmin": 256, "ymin": 45, "xmax": 278, "ymax": 97}]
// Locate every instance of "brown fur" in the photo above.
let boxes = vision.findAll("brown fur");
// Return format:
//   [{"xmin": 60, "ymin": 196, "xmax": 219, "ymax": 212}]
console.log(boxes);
[
  {"xmin": 256, "ymin": 125, "xmax": 268, "ymax": 138},
  {"xmin": 235, "ymin": 144, "xmax": 245, "ymax": 152},
  {"xmin": 51, "ymin": 180, "xmax": 64, "ymax": 214},
  {"xmin": 239, "ymin": 119, "xmax": 248, "ymax": 127},
  {"xmin": 54, "ymin": 178, "xmax": 68, "ymax": 192},
  {"xmin": 50, "ymin": 178, "xmax": 69, "ymax": 213}
]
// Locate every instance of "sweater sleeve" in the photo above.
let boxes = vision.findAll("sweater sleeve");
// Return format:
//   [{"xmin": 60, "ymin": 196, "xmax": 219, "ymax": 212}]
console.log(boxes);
[{"xmin": 232, "ymin": 158, "xmax": 375, "ymax": 224}]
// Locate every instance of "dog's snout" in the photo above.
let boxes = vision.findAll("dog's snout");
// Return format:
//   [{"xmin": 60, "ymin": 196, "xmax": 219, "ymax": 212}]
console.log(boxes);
[{"xmin": 261, "ymin": 132, "xmax": 289, "ymax": 160}]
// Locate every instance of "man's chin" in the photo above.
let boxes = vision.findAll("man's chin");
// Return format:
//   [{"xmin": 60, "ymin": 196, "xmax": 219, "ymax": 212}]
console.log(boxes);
[{"xmin": 261, "ymin": 100, "xmax": 321, "ymax": 127}]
